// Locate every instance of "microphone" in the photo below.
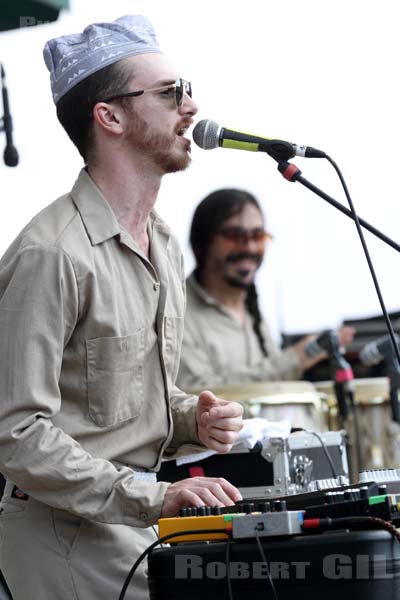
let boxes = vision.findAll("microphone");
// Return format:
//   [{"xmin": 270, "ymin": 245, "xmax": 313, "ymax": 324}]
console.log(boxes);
[
  {"xmin": 192, "ymin": 119, "xmax": 326, "ymax": 163},
  {"xmin": 359, "ymin": 334, "xmax": 400, "ymax": 366},
  {"xmin": 1, "ymin": 64, "xmax": 19, "ymax": 167},
  {"xmin": 359, "ymin": 334, "xmax": 400, "ymax": 423},
  {"xmin": 306, "ymin": 330, "xmax": 354, "ymax": 420},
  {"xmin": 305, "ymin": 330, "xmax": 352, "ymax": 375},
  {"xmin": 358, "ymin": 334, "xmax": 400, "ymax": 423}
]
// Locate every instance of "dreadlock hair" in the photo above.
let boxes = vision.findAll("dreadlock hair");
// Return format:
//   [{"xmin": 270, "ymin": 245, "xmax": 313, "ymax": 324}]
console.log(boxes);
[
  {"xmin": 245, "ymin": 282, "xmax": 268, "ymax": 357},
  {"xmin": 190, "ymin": 188, "xmax": 268, "ymax": 357},
  {"xmin": 56, "ymin": 58, "xmax": 134, "ymax": 164}
]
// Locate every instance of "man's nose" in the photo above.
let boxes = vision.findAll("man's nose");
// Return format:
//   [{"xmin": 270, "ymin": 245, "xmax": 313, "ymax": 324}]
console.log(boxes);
[{"xmin": 179, "ymin": 92, "xmax": 198, "ymax": 117}]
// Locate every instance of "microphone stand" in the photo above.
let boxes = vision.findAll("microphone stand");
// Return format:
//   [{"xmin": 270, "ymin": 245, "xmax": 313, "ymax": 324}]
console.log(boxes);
[
  {"xmin": 333, "ymin": 371, "xmax": 364, "ymax": 478},
  {"xmin": 315, "ymin": 330, "xmax": 364, "ymax": 476},
  {"xmin": 276, "ymin": 159, "xmax": 400, "ymax": 423},
  {"xmin": 387, "ymin": 361, "xmax": 400, "ymax": 424},
  {"xmin": 269, "ymin": 152, "xmax": 400, "ymax": 478}
]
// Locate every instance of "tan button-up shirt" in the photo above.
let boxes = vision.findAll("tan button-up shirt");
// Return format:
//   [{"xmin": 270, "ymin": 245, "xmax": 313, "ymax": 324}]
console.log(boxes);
[
  {"xmin": 0, "ymin": 169, "xmax": 199, "ymax": 527},
  {"xmin": 177, "ymin": 274, "xmax": 302, "ymax": 390}
]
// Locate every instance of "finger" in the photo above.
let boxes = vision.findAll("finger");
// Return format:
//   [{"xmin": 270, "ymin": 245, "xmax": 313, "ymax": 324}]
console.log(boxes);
[
  {"xmin": 199, "ymin": 391, "xmax": 234, "ymax": 411},
  {"xmin": 171, "ymin": 482, "xmax": 224, "ymax": 507},
  {"xmin": 198, "ymin": 390, "xmax": 219, "ymax": 409},
  {"xmin": 204, "ymin": 436, "xmax": 235, "ymax": 454},
  {"xmin": 205, "ymin": 427, "xmax": 240, "ymax": 444},
  {"xmin": 190, "ymin": 483, "xmax": 240, "ymax": 506},
  {"xmin": 172, "ymin": 482, "xmax": 236, "ymax": 508},
  {"xmin": 199, "ymin": 415, "xmax": 243, "ymax": 437},
  {"xmin": 183, "ymin": 477, "xmax": 243, "ymax": 504},
  {"xmin": 209, "ymin": 402, "xmax": 243, "ymax": 420},
  {"xmin": 161, "ymin": 487, "xmax": 206, "ymax": 518},
  {"xmin": 191, "ymin": 488, "xmax": 231, "ymax": 507},
  {"xmin": 175, "ymin": 488, "xmax": 209, "ymax": 508},
  {"xmin": 207, "ymin": 478, "xmax": 243, "ymax": 503},
  {"xmin": 205, "ymin": 416, "xmax": 244, "ymax": 432}
]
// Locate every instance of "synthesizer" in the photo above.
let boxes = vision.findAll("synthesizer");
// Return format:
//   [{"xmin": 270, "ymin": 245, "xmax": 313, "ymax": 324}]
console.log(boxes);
[{"xmin": 158, "ymin": 470, "xmax": 400, "ymax": 544}]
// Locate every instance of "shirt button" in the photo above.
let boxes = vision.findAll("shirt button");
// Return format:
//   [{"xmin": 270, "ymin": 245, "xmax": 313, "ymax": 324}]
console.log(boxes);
[
  {"xmin": 140, "ymin": 511, "xmax": 149, "ymax": 521},
  {"xmin": 153, "ymin": 282, "xmax": 160, "ymax": 291}
]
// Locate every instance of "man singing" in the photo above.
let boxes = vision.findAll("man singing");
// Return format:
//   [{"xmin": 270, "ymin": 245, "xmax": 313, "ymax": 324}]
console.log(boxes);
[{"xmin": 0, "ymin": 16, "xmax": 243, "ymax": 600}]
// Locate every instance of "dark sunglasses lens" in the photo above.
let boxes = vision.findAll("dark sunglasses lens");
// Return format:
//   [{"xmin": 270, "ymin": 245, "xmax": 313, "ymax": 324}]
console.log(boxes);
[
  {"xmin": 175, "ymin": 80, "xmax": 192, "ymax": 105},
  {"xmin": 219, "ymin": 229, "xmax": 269, "ymax": 245},
  {"xmin": 219, "ymin": 230, "xmax": 245, "ymax": 243},
  {"xmin": 233, "ymin": 233, "xmax": 246, "ymax": 243},
  {"xmin": 253, "ymin": 231, "xmax": 267, "ymax": 242},
  {"xmin": 175, "ymin": 79, "xmax": 183, "ymax": 106}
]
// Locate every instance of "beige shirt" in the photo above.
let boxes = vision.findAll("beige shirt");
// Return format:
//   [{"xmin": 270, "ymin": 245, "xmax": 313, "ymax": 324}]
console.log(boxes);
[
  {"xmin": 0, "ymin": 170, "xmax": 199, "ymax": 528},
  {"xmin": 177, "ymin": 274, "xmax": 302, "ymax": 390}
]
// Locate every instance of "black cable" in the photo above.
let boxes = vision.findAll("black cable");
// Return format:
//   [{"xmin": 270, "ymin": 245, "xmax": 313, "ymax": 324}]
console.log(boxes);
[
  {"xmin": 118, "ymin": 527, "xmax": 230, "ymax": 600},
  {"xmin": 295, "ymin": 428, "xmax": 338, "ymax": 480},
  {"xmin": 225, "ymin": 537, "xmax": 235, "ymax": 600},
  {"xmin": 254, "ymin": 528, "xmax": 280, "ymax": 600},
  {"xmin": 326, "ymin": 155, "xmax": 400, "ymax": 371}
]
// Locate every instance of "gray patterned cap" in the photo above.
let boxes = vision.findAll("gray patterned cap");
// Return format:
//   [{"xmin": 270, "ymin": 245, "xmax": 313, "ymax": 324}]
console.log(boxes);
[{"xmin": 43, "ymin": 15, "xmax": 161, "ymax": 104}]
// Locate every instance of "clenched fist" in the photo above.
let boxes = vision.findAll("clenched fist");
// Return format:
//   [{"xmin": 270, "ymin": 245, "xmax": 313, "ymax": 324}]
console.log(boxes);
[{"xmin": 196, "ymin": 390, "xmax": 244, "ymax": 453}]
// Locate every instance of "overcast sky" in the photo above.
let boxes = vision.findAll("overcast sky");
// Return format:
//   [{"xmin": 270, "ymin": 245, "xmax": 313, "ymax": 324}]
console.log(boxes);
[{"xmin": 1, "ymin": 0, "xmax": 399, "ymax": 338}]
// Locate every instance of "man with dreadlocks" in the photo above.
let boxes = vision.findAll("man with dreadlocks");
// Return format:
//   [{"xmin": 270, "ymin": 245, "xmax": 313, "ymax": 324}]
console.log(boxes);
[{"xmin": 177, "ymin": 188, "xmax": 354, "ymax": 390}]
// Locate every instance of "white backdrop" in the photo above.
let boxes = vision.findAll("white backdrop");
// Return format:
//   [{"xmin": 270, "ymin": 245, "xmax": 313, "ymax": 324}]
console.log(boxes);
[{"xmin": 1, "ymin": 0, "xmax": 399, "ymax": 340}]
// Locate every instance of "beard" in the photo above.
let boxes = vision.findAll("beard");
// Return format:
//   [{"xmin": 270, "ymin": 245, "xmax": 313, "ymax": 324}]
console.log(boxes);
[
  {"xmin": 125, "ymin": 110, "xmax": 191, "ymax": 173},
  {"xmin": 224, "ymin": 274, "xmax": 253, "ymax": 289},
  {"xmin": 223, "ymin": 251, "xmax": 263, "ymax": 289}
]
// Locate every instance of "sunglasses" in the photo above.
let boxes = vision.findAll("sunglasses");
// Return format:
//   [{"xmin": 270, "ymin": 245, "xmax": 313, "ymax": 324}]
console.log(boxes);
[
  {"xmin": 216, "ymin": 227, "xmax": 272, "ymax": 246},
  {"xmin": 97, "ymin": 78, "xmax": 192, "ymax": 108}
]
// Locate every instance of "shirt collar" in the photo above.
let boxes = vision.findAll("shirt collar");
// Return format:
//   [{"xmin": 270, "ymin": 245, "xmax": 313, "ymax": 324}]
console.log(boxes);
[
  {"xmin": 70, "ymin": 169, "xmax": 121, "ymax": 245},
  {"xmin": 187, "ymin": 272, "xmax": 252, "ymax": 327},
  {"xmin": 187, "ymin": 272, "xmax": 221, "ymax": 307}
]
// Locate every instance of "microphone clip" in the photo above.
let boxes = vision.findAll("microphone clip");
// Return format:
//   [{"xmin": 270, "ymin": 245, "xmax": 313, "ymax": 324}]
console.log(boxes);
[{"xmin": 278, "ymin": 161, "xmax": 302, "ymax": 182}]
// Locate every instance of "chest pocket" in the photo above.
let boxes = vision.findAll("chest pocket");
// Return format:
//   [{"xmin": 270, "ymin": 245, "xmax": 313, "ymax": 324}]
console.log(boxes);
[{"xmin": 86, "ymin": 331, "xmax": 145, "ymax": 427}]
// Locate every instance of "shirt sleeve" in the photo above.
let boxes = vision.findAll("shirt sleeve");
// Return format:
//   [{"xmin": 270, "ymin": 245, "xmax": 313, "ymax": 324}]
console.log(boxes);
[
  {"xmin": 167, "ymin": 386, "xmax": 202, "ymax": 453},
  {"xmin": 0, "ymin": 244, "xmax": 169, "ymax": 527}
]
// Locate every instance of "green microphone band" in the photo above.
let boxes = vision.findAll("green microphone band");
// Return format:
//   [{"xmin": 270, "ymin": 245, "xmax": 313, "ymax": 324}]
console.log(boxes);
[{"xmin": 221, "ymin": 139, "xmax": 259, "ymax": 152}]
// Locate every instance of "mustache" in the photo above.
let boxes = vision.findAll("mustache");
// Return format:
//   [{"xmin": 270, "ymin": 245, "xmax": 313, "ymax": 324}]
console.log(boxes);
[
  {"xmin": 225, "ymin": 252, "xmax": 263, "ymax": 264},
  {"xmin": 176, "ymin": 118, "xmax": 194, "ymax": 133}
]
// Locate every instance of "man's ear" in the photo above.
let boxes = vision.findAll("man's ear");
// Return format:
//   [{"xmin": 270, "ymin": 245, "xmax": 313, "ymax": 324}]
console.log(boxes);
[{"xmin": 92, "ymin": 102, "xmax": 125, "ymax": 136}]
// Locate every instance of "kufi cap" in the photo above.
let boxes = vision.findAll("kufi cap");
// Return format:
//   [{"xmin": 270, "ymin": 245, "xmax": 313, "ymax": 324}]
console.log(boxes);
[{"xmin": 43, "ymin": 15, "xmax": 161, "ymax": 104}]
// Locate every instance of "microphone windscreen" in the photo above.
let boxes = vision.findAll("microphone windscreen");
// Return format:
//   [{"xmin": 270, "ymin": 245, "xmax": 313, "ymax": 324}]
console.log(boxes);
[
  {"xmin": 192, "ymin": 119, "xmax": 220, "ymax": 150},
  {"xmin": 358, "ymin": 334, "xmax": 399, "ymax": 366},
  {"xmin": 359, "ymin": 343, "xmax": 382, "ymax": 366},
  {"xmin": 304, "ymin": 330, "xmax": 337, "ymax": 357},
  {"xmin": 4, "ymin": 144, "xmax": 18, "ymax": 167},
  {"xmin": 304, "ymin": 338, "xmax": 324, "ymax": 358}
]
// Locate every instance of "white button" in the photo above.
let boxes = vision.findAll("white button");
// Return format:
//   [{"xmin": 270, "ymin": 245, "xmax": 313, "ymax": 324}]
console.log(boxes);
[{"xmin": 153, "ymin": 282, "xmax": 160, "ymax": 291}]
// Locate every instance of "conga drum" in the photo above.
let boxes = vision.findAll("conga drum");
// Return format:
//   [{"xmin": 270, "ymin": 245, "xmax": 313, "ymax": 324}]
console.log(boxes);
[
  {"xmin": 314, "ymin": 377, "xmax": 392, "ymax": 475},
  {"xmin": 187, "ymin": 381, "xmax": 327, "ymax": 433}
]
